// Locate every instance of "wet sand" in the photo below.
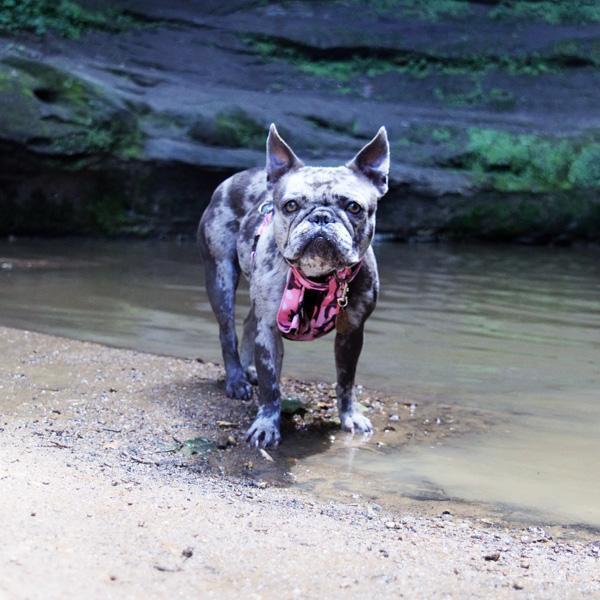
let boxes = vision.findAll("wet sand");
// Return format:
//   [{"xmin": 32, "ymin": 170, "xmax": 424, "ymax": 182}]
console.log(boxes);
[{"xmin": 1, "ymin": 326, "xmax": 598, "ymax": 599}]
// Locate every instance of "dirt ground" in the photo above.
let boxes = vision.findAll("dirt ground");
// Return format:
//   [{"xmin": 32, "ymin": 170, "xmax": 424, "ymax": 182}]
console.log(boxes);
[{"xmin": 0, "ymin": 327, "xmax": 598, "ymax": 599}]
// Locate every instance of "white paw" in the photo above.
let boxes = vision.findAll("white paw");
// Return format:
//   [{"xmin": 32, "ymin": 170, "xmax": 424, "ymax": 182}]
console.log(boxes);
[
  {"xmin": 246, "ymin": 412, "xmax": 281, "ymax": 448},
  {"xmin": 340, "ymin": 410, "xmax": 373, "ymax": 434}
]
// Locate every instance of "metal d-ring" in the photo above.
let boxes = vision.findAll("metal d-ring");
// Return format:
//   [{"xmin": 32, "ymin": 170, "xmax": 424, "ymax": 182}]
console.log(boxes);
[{"xmin": 258, "ymin": 200, "xmax": 274, "ymax": 215}]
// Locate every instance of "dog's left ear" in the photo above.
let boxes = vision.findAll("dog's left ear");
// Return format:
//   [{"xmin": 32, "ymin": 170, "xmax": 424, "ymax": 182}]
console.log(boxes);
[
  {"xmin": 347, "ymin": 127, "xmax": 390, "ymax": 195},
  {"xmin": 266, "ymin": 123, "xmax": 303, "ymax": 187}
]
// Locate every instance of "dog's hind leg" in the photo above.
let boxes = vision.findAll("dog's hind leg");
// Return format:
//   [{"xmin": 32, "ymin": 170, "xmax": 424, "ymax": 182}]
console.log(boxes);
[
  {"xmin": 240, "ymin": 306, "xmax": 258, "ymax": 385},
  {"xmin": 202, "ymin": 256, "xmax": 253, "ymax": 400}
]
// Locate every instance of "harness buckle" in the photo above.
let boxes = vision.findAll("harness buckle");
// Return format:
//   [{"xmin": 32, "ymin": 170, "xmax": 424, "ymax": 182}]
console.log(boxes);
[{"xmin": 337, "ymin": 281, "xmax": 349, "ymax": 308}]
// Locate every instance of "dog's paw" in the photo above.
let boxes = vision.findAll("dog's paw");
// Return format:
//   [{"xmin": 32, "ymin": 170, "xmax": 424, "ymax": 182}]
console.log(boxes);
[
  {"xmin": 246, "ymin": 412, "xmax": 281, "ymax": 448},
  {"xmin": 245, "ymin": 366, "xmax": 258, "ymax": 386},
  {"xmin": 225, "ymin": 374, "xmax": 253, "ymax": 400},
  {"xmin": 340, "ymin": 410, "xmax": 373, "ymax": 434}
]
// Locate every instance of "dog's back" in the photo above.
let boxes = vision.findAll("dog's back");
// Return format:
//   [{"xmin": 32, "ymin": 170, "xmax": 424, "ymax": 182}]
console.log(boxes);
[{"xmin": 197, "ymin": 167, "xmax": 267, "ymax": 261}]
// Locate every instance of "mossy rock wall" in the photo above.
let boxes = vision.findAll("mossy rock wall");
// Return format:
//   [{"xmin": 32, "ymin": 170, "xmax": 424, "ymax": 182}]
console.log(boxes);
[{"xmin": 0, "ymin": 0, "xmax": 599, "ymax": 242}]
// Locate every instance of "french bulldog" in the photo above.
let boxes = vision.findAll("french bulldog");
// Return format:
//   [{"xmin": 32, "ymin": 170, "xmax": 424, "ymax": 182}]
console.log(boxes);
[{"xmin": 198, "ymin": 124, "xmax": 390, "ymax": 448}]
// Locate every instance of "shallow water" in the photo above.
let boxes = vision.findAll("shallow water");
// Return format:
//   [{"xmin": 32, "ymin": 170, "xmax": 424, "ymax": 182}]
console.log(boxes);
[{"xmin": 1, "ymin": 238, "xmax": 599, "ymax": 528}]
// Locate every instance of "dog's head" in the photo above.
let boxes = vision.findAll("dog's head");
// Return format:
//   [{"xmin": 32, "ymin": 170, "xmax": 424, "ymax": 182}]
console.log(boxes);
[{"xmin": 266, "ymin": 124, "xmax": 390, "ymax": 277}]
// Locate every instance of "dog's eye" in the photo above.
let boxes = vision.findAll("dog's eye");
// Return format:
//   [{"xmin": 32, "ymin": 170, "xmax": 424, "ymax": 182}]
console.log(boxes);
[
  {"xmin": 283, "ymin": 200, "xmax": 299, "ymax": 213},
  {"xmin": 346, "ymin": 201, "xmax": 363, "ymax": 214}
]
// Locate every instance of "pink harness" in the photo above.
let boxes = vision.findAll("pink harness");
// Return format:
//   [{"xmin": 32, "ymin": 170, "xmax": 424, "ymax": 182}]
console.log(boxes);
[{"xmin": 252, "ymin": 203, "xmax": 362, "ymax": 341}]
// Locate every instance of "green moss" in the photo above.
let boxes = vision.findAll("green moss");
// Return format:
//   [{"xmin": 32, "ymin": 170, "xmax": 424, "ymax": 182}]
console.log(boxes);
[
  {"xmin": 189, "ymin": 108, "xmax": 265, "ymax": 149},
  {"xmin": 0, "ymin": 58, "xmax": 143, "ymax": 159},
  {"xmin": 463, "ymin": 129, "xmax": 575, "ymax": 192},
  {"xmin": 347, "ymin": 0, "xmax": 470, "ymax": 20},
  {"xmin": 0, "ymin": 0, "xmax": 140, "ymax": 38},
  {"xmin": 433, "ymin": 80, "xmax": 516, "ymax": 111},
  {"xmin": 89, "ymin": 196, "xmax": 129, "ymax": 234},
  {"xmin": 245, "ymin": 34, "xmax": 579, "ymax": 88},
  {"xmin": 490, "ymin": 1, "xmax": 600, "ymax": 25},
  {"xmin": 304, "ymin": 115, "xmax": 362, "ymax": 138},
  {"xmin": 446, "ymin": 193, "xmax": 600, "ymax": 241},
  {"xmin": 215, "ymin": 109, "xmax": 265, "ymax": 149},
  {"xmin": 454, "ymin": 129, "xmax": 600, "ymax": 193},
  {"xmin": 568, "ymin": 143, "xmax": 600, "ymax": 188},
  {"xmin": 431, "ymin": 128, "xmax": 453, "ymax": 143}
]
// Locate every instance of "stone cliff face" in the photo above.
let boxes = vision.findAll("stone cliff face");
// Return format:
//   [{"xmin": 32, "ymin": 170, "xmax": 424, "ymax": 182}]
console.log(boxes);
[{"xmin": 0, "ymin": 1, "xmax": 599, "ymax": 241}]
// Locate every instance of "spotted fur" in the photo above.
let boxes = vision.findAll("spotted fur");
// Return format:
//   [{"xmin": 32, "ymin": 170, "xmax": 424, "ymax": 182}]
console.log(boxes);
[{"xmin": 198, "ymin": 124, "xmax": 390, "ymax": 447}]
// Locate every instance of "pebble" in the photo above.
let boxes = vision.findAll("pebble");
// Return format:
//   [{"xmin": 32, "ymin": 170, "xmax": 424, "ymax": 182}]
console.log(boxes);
[{"xmin": 484, "ymin": 552, "xmax": 501, "ymax": 562}]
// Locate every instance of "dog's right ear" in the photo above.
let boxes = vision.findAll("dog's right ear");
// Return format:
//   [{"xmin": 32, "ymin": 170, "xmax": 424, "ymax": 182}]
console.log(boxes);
[{"xmin": 266, "ymin": 124, "xmax": 303, "ymax": 187}]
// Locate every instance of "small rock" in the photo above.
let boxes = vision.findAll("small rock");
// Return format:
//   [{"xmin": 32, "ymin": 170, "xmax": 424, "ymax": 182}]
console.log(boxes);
[
  {"xmin": 182, "ymin": 547, "xmax": 193, "ymax": 559},
  {"xmin": 513, "ymin": 582, "xmax": 524, "ymax": 590},
  {"xmin": 587, "ymin": 541, "xmax": 600, "ymax": 557},
  {"xmin": 389, "ymin": 414, "xmax": 400, "ymax": 422},
  {"xmin": 484, "ymin": 552, "xmax": 500, "ymax": 562},
  {"xmin": 385, "ymin": 521, "xmax": 398, "ymax": 529},
  {"xmin": 217, "ymin": 435, "xmax": 237, "ymax": 449},
  {"xmin": 520, "ymin": 561, "xmax": 530, "ymax": 569}
]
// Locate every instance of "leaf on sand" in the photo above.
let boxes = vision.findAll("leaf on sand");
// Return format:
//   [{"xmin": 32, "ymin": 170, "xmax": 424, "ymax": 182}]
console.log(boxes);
[
  {"xmin": 356, "ymin": 402, "xmax": 369, "ymax": 414},
  {"xmin": 281, "ymin": 397, "xmax": 307, "ymax": 415},
  {"xmin": 183, "ymin": 437, "xmax": 215, "ymax": 457},
  {"xmin": 216, "ymin": 420, "xmax": 238, "ymax": 429}
]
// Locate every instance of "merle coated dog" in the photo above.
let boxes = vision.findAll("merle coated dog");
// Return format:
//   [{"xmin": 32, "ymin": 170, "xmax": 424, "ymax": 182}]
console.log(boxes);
[{"xmin": 198, "ymin": 124, "xmax": 390, "ymax": 448}]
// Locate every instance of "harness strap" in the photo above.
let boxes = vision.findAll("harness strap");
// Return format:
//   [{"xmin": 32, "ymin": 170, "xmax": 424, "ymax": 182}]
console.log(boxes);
[{"xmin": 251, "ymin": 202, "xmax": 363, "ymax": 341}]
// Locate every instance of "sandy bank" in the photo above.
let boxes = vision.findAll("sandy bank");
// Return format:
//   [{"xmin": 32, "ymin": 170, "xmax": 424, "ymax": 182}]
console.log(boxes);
[{"xmin": 0, "ymin": 327, "xmax": 598, "ymax": 599}]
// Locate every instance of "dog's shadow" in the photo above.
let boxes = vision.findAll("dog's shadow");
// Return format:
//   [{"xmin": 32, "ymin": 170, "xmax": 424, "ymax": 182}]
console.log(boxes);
[{"xmin": 146, "ymin": 374, "xmax": 340, "ymax": 485}]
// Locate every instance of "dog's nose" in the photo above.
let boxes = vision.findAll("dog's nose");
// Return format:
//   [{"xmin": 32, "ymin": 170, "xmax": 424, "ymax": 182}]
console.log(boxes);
[{"xmin": 308, "ymin": 209, "xmax": 334, "ymax": 226}]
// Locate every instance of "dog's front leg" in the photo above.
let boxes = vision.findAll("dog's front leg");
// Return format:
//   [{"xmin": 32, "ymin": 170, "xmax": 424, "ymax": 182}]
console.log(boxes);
[
  {"xmin": 335, "ymin": 323, "xmax": 373, "ymax": 434},
  {"xmin": 245, "ymin": 319, "xmax": 283, "ymax": 448}
]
